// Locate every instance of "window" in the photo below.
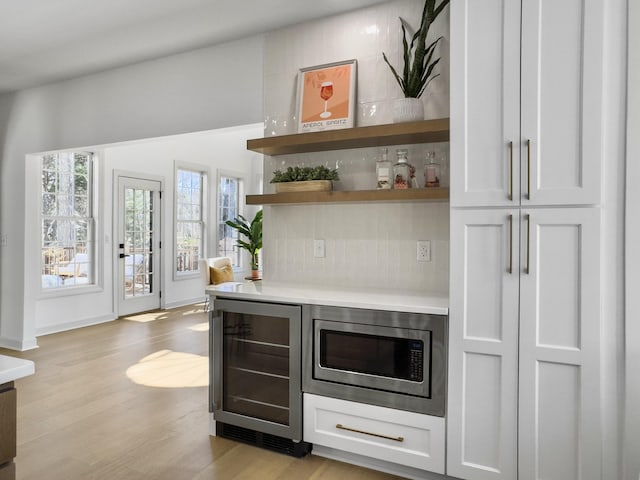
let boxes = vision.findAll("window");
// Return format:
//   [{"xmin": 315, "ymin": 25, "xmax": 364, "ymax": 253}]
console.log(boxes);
[
  {"xmin": 176, "ymin": 168, "xmax": 205, "ymax": 276},
  {"xmin": 41, "ymin": 152, "xmax": 94, "ymax": 289},
  {"xmin": 218, "ymin": 175, "xmax": 241, "ymax": 267}
]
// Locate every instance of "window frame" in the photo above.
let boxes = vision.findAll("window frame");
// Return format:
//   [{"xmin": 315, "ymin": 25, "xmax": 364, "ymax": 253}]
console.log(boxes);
[
  {"xmin": 39, "ymin": 151, "xmax": 100, "ymax": 294},
  {"xmin": 174, "ymin": 162, "xmax": 208, "ymax": 280},
  {"xmin": 216, "ymin": 170, "xmax": 245, "ymax": 270}
]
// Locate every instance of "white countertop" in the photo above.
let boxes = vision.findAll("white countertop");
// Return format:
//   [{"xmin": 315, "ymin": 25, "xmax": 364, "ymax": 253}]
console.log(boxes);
[
  {"xmin": 0, "ymin": 355, "xmax": 35, "ymax": 385},
  {"xmin": 206, "ymin": 281, "xmax": 448, "ymax": 315}
]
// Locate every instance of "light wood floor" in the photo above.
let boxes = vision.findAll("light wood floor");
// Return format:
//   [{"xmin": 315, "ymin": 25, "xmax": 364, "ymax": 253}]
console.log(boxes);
[{"xmin": 0, "ymin": 304, "xmax": 402, "ymax": 480}]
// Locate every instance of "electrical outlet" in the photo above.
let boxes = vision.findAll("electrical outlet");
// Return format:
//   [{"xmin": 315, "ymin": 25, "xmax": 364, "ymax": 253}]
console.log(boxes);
[
  {"xmin": 313, "ymin": 239, "xmax": 326, "ymax": 258},
  {"xmin": 417, "ymin": 240, "xmax": 431, "ymax": 262}
]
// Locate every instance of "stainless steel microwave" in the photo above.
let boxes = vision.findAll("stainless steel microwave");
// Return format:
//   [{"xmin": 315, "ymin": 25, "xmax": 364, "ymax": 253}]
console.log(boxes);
[{"xmin": 302, "ymin": 305, "xmax": 447, "ymax": 416}]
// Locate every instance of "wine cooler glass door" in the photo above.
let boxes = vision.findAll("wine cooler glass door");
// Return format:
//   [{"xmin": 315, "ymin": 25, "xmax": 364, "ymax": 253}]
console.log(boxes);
[
  {"xmin": 212, "ymin": 299, "xmax": 302, "ymax": 440},
  {"xmin": 223, "ymin": 310, "xmax": 290, "ymax": 424}
]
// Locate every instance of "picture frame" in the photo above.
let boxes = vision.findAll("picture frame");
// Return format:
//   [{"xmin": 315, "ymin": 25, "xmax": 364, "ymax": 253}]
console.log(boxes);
[{"xmin": 296, "ymin": 59, "xmax": 357, "ymax": 133}]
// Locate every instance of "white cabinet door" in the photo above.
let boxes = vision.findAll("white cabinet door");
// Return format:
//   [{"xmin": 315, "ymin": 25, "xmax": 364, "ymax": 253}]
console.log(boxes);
[
  {"xmin": 448, "ymin": 209, "xmax": 519, "ymax": 480},
  {"xmin": 520, "ymin": 0, "xmax": 603, "ymax": 206},
  {"xmin": 518, "ymin": 208, "xmax": 601, "ymax": 480},
  {"xmin": 452, "ymin": 0, "xmax": 603, "ymax": 208},
  {"xmin": 450, "ymin": 0, "xmax": 521, "ymax": 207}
]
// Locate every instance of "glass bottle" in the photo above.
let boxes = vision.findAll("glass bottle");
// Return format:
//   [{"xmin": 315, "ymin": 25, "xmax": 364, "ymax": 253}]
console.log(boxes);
[
  {"xmin": 424, "ymin": 151, "xmax": 440, "ymax": 188},
  {"xmin": 376, "ymin": 147, "xmax": 392, "ymax": 190},
  {"xmin": 393, "ymin": 149, "xmax": 410, "ymax": 189}
]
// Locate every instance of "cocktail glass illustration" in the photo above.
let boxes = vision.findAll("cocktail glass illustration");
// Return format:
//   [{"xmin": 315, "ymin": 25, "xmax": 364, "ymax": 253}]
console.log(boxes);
[{"xmin": 320, "ymin": 81, "xmax": 334, "ymax": 118}]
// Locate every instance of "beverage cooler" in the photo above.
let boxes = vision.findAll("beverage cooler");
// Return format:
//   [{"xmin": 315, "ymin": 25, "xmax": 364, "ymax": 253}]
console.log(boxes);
[{"xmin": 209, "ymin": 298, "xmax": 310, "ymax": 456}]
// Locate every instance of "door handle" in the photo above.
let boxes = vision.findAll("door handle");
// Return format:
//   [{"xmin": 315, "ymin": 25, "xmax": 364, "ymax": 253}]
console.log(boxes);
[
  {"xmin": 526, "ymin": 139, "xmax": 531, "ymax": 200},
  {"xmin": 508, "ymin": 214, "xmax": 513, "ymax": 274},
  {"xmin": 508, "ymin": 141, "xmax": 513, "ymax": 201},
  {"xmin": 525, "ymin": 214, "xmax": 531, "ymax": 274},
  {"xmin": 119, "ymin": 253, "xmax": 131, "ymax": 259}
]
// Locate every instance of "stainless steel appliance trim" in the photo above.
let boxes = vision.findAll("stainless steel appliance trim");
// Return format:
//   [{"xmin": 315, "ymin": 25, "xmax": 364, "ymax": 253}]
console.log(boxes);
[
  {"xmin": 211, "ymin": 298, "xmax": 303, "ymax": 442},
  {"xmin": 302, "ymin": 304, "xmax": 447, "ymax": 417},
  {"xmin": 208, "ymin": 302, "xmax": 215, "ymax": 413}
]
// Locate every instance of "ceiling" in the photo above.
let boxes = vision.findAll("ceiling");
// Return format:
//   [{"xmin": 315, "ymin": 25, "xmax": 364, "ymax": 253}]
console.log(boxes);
[{"xmin": 0, "ymin": 0, "xmax": 389, "ymax": 94}]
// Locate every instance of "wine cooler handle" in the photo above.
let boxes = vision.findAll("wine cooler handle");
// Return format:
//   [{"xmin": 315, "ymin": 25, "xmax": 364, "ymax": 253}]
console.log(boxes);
[{"xmin": 208, "ymin": 312, "xmax": 215, "ymax": 412}]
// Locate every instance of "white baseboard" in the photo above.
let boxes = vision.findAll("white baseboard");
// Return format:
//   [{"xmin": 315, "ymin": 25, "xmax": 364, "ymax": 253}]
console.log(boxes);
[
  {"xmin": 163, "ymin": 297, "xmax": 207, "ymax": 310},
  {"xmin": 311, "ymin": 445, "xmax": 450, "ymax": 480},
  {"xmin": 35, "ymin": 313, "xmax": 116, "ymax": 336},
  {"xmin": 0, "ymin": 336, "xmax": 39, "ymax": 351}
]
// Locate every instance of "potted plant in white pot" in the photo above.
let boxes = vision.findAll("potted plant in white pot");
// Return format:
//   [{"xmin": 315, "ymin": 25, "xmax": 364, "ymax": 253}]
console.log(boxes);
[
  {"xmin": 383, "ymin": 0, "xmax": 450, "ymax": 123},
  {"xmin": 225, "ymin": 209, "xmax": 263, "ymax": 279}
]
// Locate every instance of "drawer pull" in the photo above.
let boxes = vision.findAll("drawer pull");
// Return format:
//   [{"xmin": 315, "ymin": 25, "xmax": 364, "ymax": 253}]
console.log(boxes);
[{"xmin": 335, "ymin": 423, "xmax": 404, "ymax": 442}]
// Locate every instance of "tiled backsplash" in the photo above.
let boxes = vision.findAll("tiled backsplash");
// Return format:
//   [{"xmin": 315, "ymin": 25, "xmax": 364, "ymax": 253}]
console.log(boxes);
[
  {"xmin": 263, "ymin": 0, "xmax": 450, "ymax": 132},
  {"xmin": 263, "ymin": 202, "xmax": 449, "ymax": 293},
  {"xmin": 264, "ymin": 142, "xmax": 450, "ymax": 194},
  {"xmin": 262, "ymin": 0, "xmax": 450, "ymax": 293}
]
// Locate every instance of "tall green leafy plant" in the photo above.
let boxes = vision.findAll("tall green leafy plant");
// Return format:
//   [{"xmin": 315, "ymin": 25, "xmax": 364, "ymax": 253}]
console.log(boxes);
[
  {"xmin": 225, "ymin": 209, "xmax": 263, "ymax": 271},
  {"xmin": 383, "ymin": 0, "xmax": 450, "ymax": 98}
]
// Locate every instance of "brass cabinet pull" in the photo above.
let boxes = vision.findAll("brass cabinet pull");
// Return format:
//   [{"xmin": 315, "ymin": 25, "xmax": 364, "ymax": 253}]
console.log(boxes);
[
  {"xmin": 525, "ymin": 214, "xmax": 531, "ymax": 274},
  {"xmin": 508, "ymin": 141, "xmax": 514, "ymax": 201},
  {"xmin": 526, "ymin": 139, "xmax": 531, "ymax": 199},
  {"xmin": 508, "ymin": 214, "xmax": 513, "ymax": 274},
  {"xmin": 336, "ymin": 424, "xmax": 404, "ymax": 442}
]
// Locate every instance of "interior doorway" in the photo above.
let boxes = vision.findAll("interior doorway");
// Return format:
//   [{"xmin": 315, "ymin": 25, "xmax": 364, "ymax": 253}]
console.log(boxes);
[{"xmin": 116, "ymin": 175, "xmax": 162, "ymax": 316}]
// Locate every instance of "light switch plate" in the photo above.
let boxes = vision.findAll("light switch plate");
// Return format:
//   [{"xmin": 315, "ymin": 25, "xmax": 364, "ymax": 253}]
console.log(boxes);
[{"xmin": 313, "ymin": 239, "xmax": 326, "ymax": 258}]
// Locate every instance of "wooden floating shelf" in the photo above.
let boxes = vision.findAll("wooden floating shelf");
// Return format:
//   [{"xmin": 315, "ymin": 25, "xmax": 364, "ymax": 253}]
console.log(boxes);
[
  {"xmin": 246, "ymin": 188, "xmax": 449, "ymax": 205},
  {"xmin": 247, "ymin": 118, "xmax": 450, "ymax": 156}
]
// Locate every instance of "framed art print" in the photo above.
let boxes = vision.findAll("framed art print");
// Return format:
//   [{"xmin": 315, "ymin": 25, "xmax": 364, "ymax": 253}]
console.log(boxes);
[{"xmin": 297, "ymin": 59, "xmax": 357, "ymax": 133}]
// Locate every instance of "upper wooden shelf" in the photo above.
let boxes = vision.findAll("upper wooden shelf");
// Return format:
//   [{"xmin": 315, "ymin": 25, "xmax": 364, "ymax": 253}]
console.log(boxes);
[
  {"xmin": 246, "ymin": 188, "xmax": 449, "ymax": 205},
  {"xmin": 247, "ymin": 118, "xmax": 450, "ymax": 156}
]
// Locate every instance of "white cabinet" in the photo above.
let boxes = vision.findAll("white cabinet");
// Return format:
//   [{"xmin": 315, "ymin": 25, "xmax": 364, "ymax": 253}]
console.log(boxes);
[
  {"xmin": 518, "ymin": 208, "xmax": 601, "ymax": 480},
  {"xmin": 448, "ymin": 209, "xmax": 519, "ymax": 480},
  {"xmin": 450, "ymin": 1, "xmax": 604, "ymax": 478},
  {"xmin": 304, "ymin": 393, "xmax": 445, "ymax": 475},
  {"xmin": 448, "ymin": 208, "xmax": 601, "ymax": 480},
  {"xmin": 450, "ymin": 0, "xmax": 603, "ymax": 208}
]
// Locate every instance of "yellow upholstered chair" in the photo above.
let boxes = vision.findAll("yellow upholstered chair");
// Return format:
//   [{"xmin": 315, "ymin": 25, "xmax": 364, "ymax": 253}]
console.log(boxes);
[{"xmin": 201, "ymin": 256, "xmax": 234, "ymax": 311}]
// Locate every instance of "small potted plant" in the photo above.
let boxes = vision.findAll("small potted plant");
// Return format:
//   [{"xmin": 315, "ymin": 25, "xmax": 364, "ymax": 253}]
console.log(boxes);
[
  {"xmin": 225, "ymin": 209, "xmax": 263, "ymax": 279},
  {"xmin": 270, "ymin": 165, "xmax": 340, "ymax": 193},
  {"xmin": 383, "ymin": 0, "xmax": 450, "ymax": 122}
]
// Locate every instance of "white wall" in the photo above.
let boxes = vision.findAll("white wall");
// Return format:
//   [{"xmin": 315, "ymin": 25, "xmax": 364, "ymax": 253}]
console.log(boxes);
[
  {"xmin": 261, "ymin": 0, "xmax": 450, "ymax": 293},
  {"xmin": 0, "ymin": 35, "xmax": 264, "ymax": 349},
  {"xmin": 25, "ymin": 124, "xmax": 263, "ymax": 337}
]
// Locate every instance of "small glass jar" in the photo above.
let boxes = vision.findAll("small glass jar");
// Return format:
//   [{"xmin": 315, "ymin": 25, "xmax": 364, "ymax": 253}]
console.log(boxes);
[
  {"xmin": 393, "ymin": 149, "xmax": 411, "ymax": 189},
  {"xmin": 424, "ymin": 151, "xmax": 440, "ymax": 188},
  {"xmin": 376, "ymin": 147, "xmax": 392, "ymax": 190}
]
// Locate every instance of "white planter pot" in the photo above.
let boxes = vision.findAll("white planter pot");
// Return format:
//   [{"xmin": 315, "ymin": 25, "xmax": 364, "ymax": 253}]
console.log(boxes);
[{"xmin": 392, "ymin": 98, "xmax": 425, "ymax": 123}]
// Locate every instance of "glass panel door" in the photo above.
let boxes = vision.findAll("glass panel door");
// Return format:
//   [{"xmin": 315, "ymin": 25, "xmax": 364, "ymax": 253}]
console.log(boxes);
[
  {"xmin": 117, "ymin": 176, "xmax": 161, "ymax": 316},
  {"xmin": 222, "ymin": 311, "xmax": 290, "ymax": 425}
]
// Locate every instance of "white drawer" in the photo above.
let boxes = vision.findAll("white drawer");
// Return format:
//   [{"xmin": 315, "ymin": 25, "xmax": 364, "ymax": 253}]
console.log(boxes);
[{"xmin": 303, "ymin": 393, "xmax": 445, "ymax": 474}]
